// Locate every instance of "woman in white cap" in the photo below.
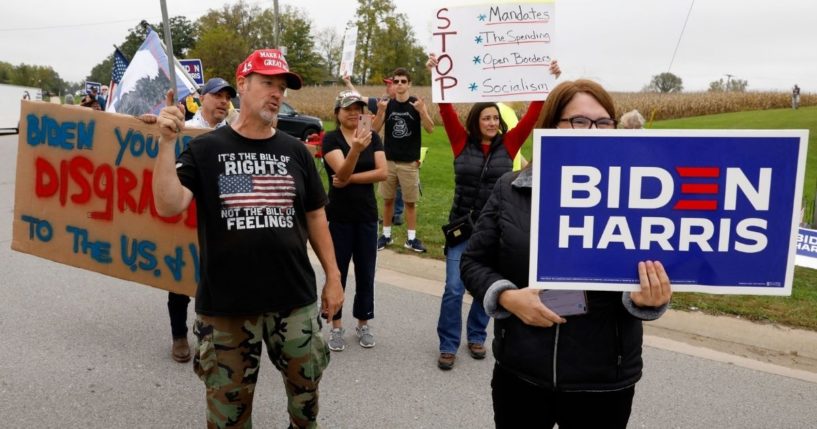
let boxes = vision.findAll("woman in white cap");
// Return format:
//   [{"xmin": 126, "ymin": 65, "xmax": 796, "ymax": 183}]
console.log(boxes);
[{"xmin": 322, "ymin": 90, "xmax": 387, "ymax": 351}]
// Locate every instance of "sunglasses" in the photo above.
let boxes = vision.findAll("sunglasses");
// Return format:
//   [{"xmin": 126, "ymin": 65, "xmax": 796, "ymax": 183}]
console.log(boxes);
[{"xmin": 393, "ymin": 78, "xmax": 409, "ymax": 84}]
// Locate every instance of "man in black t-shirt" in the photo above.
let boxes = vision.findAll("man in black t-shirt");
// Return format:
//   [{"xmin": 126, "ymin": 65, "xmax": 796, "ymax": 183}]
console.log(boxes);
[
  {"xmin": 372, "ymin": 67, "xmax": 435, "ymax": 252},
  {"xmin": 153, "ymin": 49, "xmax": 343, "ymax": 428}
]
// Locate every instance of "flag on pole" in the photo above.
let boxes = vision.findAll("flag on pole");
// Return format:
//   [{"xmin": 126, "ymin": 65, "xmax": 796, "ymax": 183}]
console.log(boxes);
[{"xmin": 106, "ymin": 29, "xmax": 198, "ymax": 115}]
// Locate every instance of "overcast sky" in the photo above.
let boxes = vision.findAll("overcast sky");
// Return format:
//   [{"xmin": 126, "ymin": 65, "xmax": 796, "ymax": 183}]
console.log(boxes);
[{"xmin": 2, "ymin": 0, "xmax": 815, "ymax": 92}]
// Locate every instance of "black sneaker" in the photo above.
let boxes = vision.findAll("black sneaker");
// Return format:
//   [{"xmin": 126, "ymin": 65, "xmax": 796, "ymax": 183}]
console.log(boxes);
[
  {"xmin": 377, "ymin": 235, "xmax": 393, "ymax": 251},
  {"xmin": 404, "ymin": 238, "xmax": 427, "ymax": 253}
]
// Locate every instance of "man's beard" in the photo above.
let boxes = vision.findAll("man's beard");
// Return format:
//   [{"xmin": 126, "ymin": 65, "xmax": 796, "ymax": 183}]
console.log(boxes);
[
  {"xmin": 211, "ymin": 110, "xmax": 226, "ymax": 122},
  {"xmin": 258, "ymin": 107, "xmax": 276, "ymax": 125}
]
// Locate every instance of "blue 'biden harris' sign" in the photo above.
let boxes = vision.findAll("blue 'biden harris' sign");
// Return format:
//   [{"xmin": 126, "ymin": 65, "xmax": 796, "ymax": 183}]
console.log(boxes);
[{"xmin": 530, "ymin": 130, "xmax": 808, "ymax": 296}]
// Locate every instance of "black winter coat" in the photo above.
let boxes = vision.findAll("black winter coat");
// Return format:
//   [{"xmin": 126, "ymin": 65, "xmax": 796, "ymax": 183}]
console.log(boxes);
[
  {"xmin": 461, "ymin": 169, "xmax": 648, "ymax": 392},
  {"xmin": 449, "ymin": 137, "xmax": 512, "ymax": 223}
]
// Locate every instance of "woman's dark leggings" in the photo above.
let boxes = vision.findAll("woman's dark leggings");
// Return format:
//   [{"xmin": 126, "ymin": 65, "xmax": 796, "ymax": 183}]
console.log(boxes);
[
  {"xmin": 329, "ymin": 221, "xmax": 377, "ymax": 321},
  {"xmin": 168, "ymin": 292, "xmax": 190, "ymax": 338}
]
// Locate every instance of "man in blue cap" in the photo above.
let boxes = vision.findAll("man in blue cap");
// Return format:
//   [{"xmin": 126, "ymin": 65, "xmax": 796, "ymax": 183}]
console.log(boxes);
[
  {"xmin": 185, "ymin": 77, "xmax": 237, "ymax": 129},
  {"xmin": 167, "ymin": 77, "xmax": 237, "ymax": 363}
]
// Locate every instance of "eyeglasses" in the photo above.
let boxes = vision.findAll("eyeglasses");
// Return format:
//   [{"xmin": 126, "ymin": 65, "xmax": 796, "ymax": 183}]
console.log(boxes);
[
  {"xmin": 559, "ymin": 116, "xmax": 617, "ymax": 129},
  {"xmin": 393, "ymin": 78, "xmax": 409, "ymax": 84}
]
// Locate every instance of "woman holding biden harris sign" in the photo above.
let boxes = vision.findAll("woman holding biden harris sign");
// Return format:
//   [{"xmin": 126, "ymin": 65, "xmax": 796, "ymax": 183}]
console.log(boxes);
[
  {"xmin": 460, "ymin": 79, "xmax": 672, "ymax": 428},
  {"xmin": 427, "ymin": 53, "xmax": 560, "ymax": 371}
]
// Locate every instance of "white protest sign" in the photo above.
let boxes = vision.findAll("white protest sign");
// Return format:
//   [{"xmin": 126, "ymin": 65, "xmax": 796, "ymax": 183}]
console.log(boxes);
[
  {"xmin": 431, "ymin": 1, "xmax": 556, "ymax": 102},
  {"xmin": 339, "ymin": 27, "xmax": 358, "ymax": 77}
]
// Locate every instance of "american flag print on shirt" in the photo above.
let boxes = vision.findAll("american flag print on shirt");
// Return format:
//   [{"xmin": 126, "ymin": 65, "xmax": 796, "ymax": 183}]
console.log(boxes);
[{"xmin": 218, "ymin": 174, "xmax": 296, "ymax": 209}]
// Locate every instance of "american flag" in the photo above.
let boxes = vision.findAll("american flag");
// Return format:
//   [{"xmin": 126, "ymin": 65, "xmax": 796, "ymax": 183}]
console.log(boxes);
[
  {"xmin": 218, "ymin": 174, "xmax": 296, "ymax": 209},
  {"xmin": 111, "ymin": 47, "xmax": 129, "ymax": 84},
  {"xmin": 107, "ymin": 47, "xmax": 130, "ymax": 111}
]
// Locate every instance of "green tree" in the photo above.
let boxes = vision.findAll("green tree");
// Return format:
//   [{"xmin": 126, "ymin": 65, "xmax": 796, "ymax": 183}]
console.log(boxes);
[
  {"xmin": 197, "ymin": 1, "xmax": 263, "ymax": 48},
  {"xmin": 86, "ymin": 16, "xmax": 197, "ymax": 85},
  {"xmin": 354, "ymin": 0, "xmax": 395, "ymax": 83},
  {"xmin": 646, "ymin": 72, "xmax": 683, "ymax": 93},
  {"xmin": 314, "ymin": 27, "xmax": 343, "ymax": 79},
  {"xmin": 728, "ymin": 78, "xmax": 748, "ymax": 92},
  {"xmin": 192, "ymin": 3, "xmax": 325, "ymax": 85},
  {"xmin": 87, "ymin": 58, "xmax": 113, "ymax": 87},
  {"xmin": 274, "ymin": 7, "xmax": 324, "ymax": 85},
  {"xmin": 9, "ymin": 63, "xmax": 66, "ymax": 95},
  {"xmin": 0, "ymin": 61, "xmax": 14, "ymax": 84},
  {"xmin": 64, "ymin": 81, "xmax": 83, "ymax": 95},
  {"xmin": 368, "ymin": 14, "xmax": 429, "ymax": 85},
  {"xmin": 119, "ymin": 17, "xmax": 197, "ymax": 58},
  {"xmin": 188, "ymin": 26, "xmax": 250, "ymax": 83},
  {"xmin": 708, "ymin": 77, "xmax": 749, "ymax": 93},
  {"xmin": 189, "ymin": 1, "xmax": 269, "ymax": 83},
  {"xmin": 708, "ymin": 78, "xmax": 725, "ymax": 92},
  {"xmin": 353, "ymin": 0, "xmax": 428, "ymax": 85}
]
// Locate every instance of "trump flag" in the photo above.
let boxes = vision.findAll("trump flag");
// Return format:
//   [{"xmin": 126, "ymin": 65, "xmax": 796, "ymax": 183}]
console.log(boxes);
[{"xmin": 106, "ymin": 29, "xmax": 198, "ymax": 116}]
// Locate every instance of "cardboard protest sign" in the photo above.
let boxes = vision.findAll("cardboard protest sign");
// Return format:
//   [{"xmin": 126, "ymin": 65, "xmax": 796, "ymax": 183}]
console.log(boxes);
[
  {"xmin": 530, "ymin": 129, "xmax": 809, "ymax": 295},
  {"xmin": 795, "ymin": 227, "xmax": 817, "ymax": 270},
  {"xmin": 12, "ymin": 101, "xmax": 208, "ymax": 296},
  {"xmin": 430, "ymin": 1, "xmax": 556, "ymax": 102}
]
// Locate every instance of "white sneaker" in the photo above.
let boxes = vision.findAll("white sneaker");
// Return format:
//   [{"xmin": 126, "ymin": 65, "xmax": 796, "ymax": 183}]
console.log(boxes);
[
  {"xmin": 328, "ymin": 328, "xmax": 346, "ymax": 351},
  {"xmin": 356, "ymin": 325, "xmax": 375, "ymax": 348}
]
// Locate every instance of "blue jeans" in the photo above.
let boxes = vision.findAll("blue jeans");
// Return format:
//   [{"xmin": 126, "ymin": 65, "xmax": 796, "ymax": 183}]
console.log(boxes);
[{"xmin": 437, "ymin": 240, "xmax": 489, "ymax": 354}]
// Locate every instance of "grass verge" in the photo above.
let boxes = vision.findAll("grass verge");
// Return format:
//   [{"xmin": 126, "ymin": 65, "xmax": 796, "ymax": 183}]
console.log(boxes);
[
  {"xmin": 651, "ymin": 106, "xmax": 817, "ymax": 330},
  {"xmin": 319, "ymin": 106, "xmax": 817, "ymax": 330}
]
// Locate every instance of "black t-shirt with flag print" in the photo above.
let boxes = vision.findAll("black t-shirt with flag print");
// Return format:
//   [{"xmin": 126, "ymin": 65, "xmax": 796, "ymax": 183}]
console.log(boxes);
[{"xmin": 176, "ymin": 125, "xmax": 327, "ymax": 316}]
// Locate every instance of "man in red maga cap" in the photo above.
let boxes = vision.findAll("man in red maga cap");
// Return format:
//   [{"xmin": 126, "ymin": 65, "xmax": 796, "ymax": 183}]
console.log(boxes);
[{"xmin": 153, "ymin": 48, "xmax": 343, "ymax": 428}]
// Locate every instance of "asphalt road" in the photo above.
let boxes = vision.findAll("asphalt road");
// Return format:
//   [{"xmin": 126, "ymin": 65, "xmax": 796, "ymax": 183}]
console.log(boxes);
[{"xmin": 2, "ymin": 133, "xmax": 816, "ymax": 428}]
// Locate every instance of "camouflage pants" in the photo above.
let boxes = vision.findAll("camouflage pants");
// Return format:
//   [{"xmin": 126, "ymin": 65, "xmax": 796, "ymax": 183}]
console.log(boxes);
[{"xmin": 193, "ymin": 303, "xmax": 330, "ymax": 428}]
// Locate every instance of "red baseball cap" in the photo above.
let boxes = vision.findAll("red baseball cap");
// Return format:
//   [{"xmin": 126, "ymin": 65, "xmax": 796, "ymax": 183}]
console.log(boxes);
[{"xmin": 235, "ymin": 49, "xmax": 303, "ymax": 90}]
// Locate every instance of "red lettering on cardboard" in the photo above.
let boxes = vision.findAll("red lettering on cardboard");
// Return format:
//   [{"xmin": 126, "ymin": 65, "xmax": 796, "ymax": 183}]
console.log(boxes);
[{"xmin": 33, "ymin": 156, "xmax": 196, "ymax": 228}]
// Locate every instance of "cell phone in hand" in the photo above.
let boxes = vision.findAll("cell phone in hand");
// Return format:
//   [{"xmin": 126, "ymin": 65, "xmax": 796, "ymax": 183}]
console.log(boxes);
[
  {"xmin": 539, "ymin": 290, "xmax": 588, "ymax": 316},
  {"xmin": 357, "ymin": 114, "xmax": 373, "ymax": 133}
]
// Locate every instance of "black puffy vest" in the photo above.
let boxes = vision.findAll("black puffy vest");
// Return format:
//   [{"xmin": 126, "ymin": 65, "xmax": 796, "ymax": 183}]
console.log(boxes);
[{"xmin": 449, "ymin": 137, "xmax": 513, "ymax": 223}]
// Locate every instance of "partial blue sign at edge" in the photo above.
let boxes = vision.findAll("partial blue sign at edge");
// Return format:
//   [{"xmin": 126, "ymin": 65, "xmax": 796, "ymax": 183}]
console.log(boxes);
[
  {"xmin": 180, "ymin": 59, "xmax": 204, "ymax": 86},
  {"xmin": 795, "ymin": 227, "xmax": 817, "ymax": 270},
  {"xmin": 85, "ymin": 81, "xmax": 101, "ymax": 94},
  {"xmin": 529, "ymin": 129, "xmax": 808, "ymax": 296}
]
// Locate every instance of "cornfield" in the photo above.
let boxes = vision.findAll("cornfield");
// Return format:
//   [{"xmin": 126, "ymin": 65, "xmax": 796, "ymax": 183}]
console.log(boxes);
[{"xmin": 286, "ymin": 85, "xmax": 816, "ymax": 124}]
